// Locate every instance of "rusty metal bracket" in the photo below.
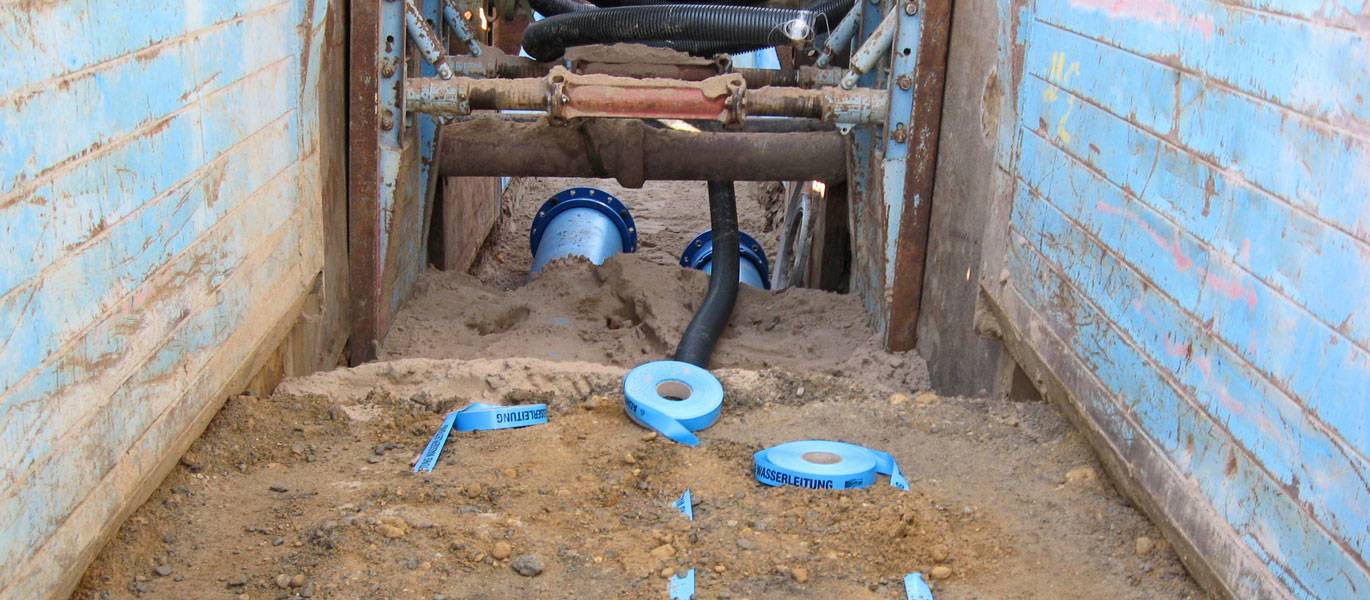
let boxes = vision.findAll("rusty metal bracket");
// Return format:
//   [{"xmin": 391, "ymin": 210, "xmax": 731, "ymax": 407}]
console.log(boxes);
[
  {"xmin": 547, "ymin": 66, "xmax": 746, "ymax": 125},
  {"xmin": 407, "ymin": 71, "xmax": 883, "ymax": 126},
  {"xmin": 405, "ymin": 0, "xmax": 455, "ymax": 79}
]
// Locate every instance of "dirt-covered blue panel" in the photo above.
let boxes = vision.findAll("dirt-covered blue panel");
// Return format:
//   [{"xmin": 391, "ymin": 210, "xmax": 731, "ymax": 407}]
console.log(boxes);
[
  {"xmin": 988, "ymin": 0, "xmax": 1369, "ymax": 598},
  {"xmin": 0, "ymin": 0, "xmax": 331, "ymax": 597}
]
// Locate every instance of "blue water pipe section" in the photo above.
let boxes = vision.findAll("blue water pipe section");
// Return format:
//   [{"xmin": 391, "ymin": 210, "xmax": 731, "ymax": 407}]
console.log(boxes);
[
  {"xmin": 679, "ymin": 230, "xmax": 771, "ymax": 289},
  {"xmin": 529, "ymin": 187, "xmax": 638, "ymax": 273}
]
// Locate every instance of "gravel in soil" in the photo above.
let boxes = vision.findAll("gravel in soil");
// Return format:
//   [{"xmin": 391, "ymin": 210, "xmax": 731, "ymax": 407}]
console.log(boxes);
[{"xmin": 74, "ymin": 177, "xmax": 1208, "ymax": 600}]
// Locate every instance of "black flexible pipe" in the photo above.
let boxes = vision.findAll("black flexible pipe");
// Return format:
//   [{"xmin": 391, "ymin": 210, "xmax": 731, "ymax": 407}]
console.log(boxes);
[
  {"xmin": 521, "ymin": 0, "xmax": 854, "ymax": 61},
  {"xmin": 652, "ymin": 40, "xmax": 768, "ymax": 56},
  {"xmin": 675, "ymin": 181, "xmax": 741, "ymax": 369},
  {"xmin": 527, "ymin": 0, "xmax": 593, "ymax": 17},
  {"xmin": 589, "ymin": 0, "xmax": 769, "ymax": 6}
]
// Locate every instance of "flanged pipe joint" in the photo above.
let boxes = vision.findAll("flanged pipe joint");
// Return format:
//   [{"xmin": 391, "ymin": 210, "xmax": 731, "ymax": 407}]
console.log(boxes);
[
  {"xmin": 679, "ymin": 230, "xmax": 771, "ymax": 290},
  {"xmin": 530, "ymin": 187, "xmax": 638, "ymax": 273}
]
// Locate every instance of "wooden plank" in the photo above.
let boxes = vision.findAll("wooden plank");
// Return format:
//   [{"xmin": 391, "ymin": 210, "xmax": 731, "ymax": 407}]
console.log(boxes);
[
  {"xmin": 916, "ymin": 0, "xmax": 1014, "ymax": 395},
  {"xmin": 1034, "ymin": 0, "xmax": 1370, "ymax": 133},
  {"xmin": 1005, "ymin": 228, "xmax": 1369, "ymax": 599},
  {"xmin": 347, "ymin": 0, "xmax": 383, "ymax": 364},
  {"xmin": 0, "ymin": 0, "xmax": 282, "ymax": 97},
  {"xmin": 1215, "ymin": 0, "xmax": 1368, "ymax": 29},
  {"xmin": 282, "ymin": 0, "xmax": 351, "ymax": 374},
  {"xmin": 0, "ymin": 54, "xmax": 298, "ymax": 301},
  {"xmin": 432, "ymin": 177, "xmax": 502, "ymax": 272},
  {"xmin": 0, "ymin": 166, "xmax": 305, "ymax": 586},
  {"xmin": 982, "ymin": 2, "xmax": 1370, "ymax": 597},
  {"xmin": 0, "ymin": 1, "xmax": 295, "ymax": 199},
  {"xmin": 1018, "ymin": 21, "xmax": 1370, "ymax": 241},
  {"xmin": 0, "ymin": 1, "xmax": 335, "ymax": 598},
  {"xmin": 9, "ymin": 206, "xmax": 316, "ymax": 600},
  {"xmin": 0, "ymin": 116, "xmax": 299, "ymax": 486},
  {"xmin": 805, "ymin": 180, "xmax": 851, "ymax": 292},
  {"xmin": 984, "ymin": 274, "xmax": 1290, "ymax": 599},
  {"xmin": 1011, "ymin": 165, "xmax": 1370, "ymax": 565},
  {"xmin": 1013, "ymin": 99, "xmax": 1370, "ymax": 463},
  {"xmin": 0, "ymin": 66, "xmax": 299, "ymax": 395}
]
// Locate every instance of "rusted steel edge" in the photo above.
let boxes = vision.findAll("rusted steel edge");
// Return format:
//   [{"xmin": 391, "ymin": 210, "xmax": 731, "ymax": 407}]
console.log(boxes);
[
  {"xmin": 884, "ymin": 0, "xmax": 951, "ymax": 351},
  {"xmin": 347, "ymin": 0, "xmax": 383, "ymax": 365}
]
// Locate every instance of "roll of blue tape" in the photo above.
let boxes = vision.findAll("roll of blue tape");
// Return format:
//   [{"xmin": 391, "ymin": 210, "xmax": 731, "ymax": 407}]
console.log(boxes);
[
  {"xmin": 753, "ymin": 440, "xmax": 910, "ymax": 490},
  {"xmin": 412, "ymin": 403, "xmax": 548, "ymax": 472},
  {"xmin": 622, "ymin": 361, "xmax": 723, "ymax": 447}
]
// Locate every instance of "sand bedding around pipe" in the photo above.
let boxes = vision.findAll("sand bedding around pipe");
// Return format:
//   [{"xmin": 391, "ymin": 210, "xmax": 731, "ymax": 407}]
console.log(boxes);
[{"xmin": 73, "ymin": 178, "xmax": 1207, "ymax": 600}]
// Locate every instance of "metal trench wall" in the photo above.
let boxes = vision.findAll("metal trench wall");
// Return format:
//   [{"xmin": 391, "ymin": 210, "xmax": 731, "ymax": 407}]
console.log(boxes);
[
  {"xmin": 0, "ymin": 0, "xmax": 348, "ymax": 598},
  {"xmin": 970, "ymin": 0, "xmax": 1370, "ymax": 598}
]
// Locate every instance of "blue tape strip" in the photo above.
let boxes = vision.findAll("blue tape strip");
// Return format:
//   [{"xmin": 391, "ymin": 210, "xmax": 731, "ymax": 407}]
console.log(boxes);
[
  {"xmin": 668, "ymin": 569, "xmax": 696, "ymax": 600},
  {"xmin": 673, "ymin": 489, "xmax": 694, "ymax": 520},
  {"xmin": 622, "ymin": 361, "xmax": 723, "ymax": 447},
  {"xmin": 753, "ymin": 440, "xmax": 910, "ymax": 490},
  {"xmin": 412, "ymin": 404, "xmax": 549, "ymax": 473},
  {"xmin": 904, "ymin": 572, "xmax": 934, "ymax": 600},
  {"xmin": 413, "ymin": 411, "xmax": 459, "ymax": 472},
  {"xmin": 453, "ymin": 403, "xmax": 549, "ymax": 431}
]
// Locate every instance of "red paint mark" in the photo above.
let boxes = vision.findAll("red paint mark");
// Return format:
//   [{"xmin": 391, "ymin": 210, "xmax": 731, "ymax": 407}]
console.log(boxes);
[
  {"xmin": 1238, "ymin": 239, "xmax": 1250, "ymax": 264},
  {"xmin": 1196, "ymin": 355, "xmax": 1242, "ymax": 416},
  {"xmin": 1164, "ymin": 334, "xmax": 1190, "ymax": 358},
  {"xmin": 1070, "ymin": 0, "xmax": 1214, "ymax": 40},
  {"xmin": 1096, "ymin": 200, "xmax": 1127, "ymax": 215},
  {"xmin": 1135, "ymin": 218, "xmax": 1193, "ymax": 271},
  {"xmin": 1100, "ymin": 200, "xmax": 1193, "ymax": 271},
  {"xmin": 1205, "ymin": 272, "xmax": 1258, "ymax": 309}
]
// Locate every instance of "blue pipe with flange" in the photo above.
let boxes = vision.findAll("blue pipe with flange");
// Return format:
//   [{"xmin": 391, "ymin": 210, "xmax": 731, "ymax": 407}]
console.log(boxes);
[
  {"xmin": 529, "ymin": 187, "xmax": 638, "ymax": 273},
  {"xmin": 679, "ymin": 229, "xmax": 771, "ymax": 289}
]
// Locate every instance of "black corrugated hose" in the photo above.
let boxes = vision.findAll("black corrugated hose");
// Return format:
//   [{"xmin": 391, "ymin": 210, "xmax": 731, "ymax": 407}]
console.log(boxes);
[
  {"xmin": 588, "ymin": 0, "xmax": 770, "ymax": 6},
  {"xmin": 521, "ymin": 0, "xmax": 854, "ymax": 60},
  {"xmin": 674, "ymin": 181, "xmax": 741, "ymax": 369},
  {"xmin": 526, "ymin": 0, "xmax": 774, "ymax": 17}
]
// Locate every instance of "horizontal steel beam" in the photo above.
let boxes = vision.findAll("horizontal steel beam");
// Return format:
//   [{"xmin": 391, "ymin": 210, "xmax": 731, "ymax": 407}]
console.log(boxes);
[
  {"xmin": 407, "ymin": 68, "xmax": 886, "ymax": 125},
  {"xmin": 437, "ymin": 117, "xmax": 847, "ymax": 187},
  {"xmin": 444, "ymin": 52, "xmax": 843, "ymax": 89}
]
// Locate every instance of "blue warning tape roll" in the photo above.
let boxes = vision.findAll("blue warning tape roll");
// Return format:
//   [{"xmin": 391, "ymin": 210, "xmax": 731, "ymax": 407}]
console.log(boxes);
[
  {"xmin": 622, "ymin": 361, "xmax": 723, "ymax": 447},
  {"xmin": 413, "ymin": 403, "xmax": 548, "ymax": 472},
  {"xmin": 753, "ymin": 440, "xmax": 910, "ymax": 490}
]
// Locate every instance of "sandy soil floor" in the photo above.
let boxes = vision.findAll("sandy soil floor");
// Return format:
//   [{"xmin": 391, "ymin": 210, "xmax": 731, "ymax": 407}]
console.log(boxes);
[{"xmin": 74, "ymin": 178, "xmax": 1209, "ymax": 600}]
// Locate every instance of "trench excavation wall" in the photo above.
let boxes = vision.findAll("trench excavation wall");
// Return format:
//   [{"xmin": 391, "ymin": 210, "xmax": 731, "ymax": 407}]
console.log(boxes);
[
  {"xmin": 0, "ymin": 0, "xmax": 349, "ymax": 597},
  {"xmin": 960, "ymin": 0, "xmax": 1370, "ymax": 598}
]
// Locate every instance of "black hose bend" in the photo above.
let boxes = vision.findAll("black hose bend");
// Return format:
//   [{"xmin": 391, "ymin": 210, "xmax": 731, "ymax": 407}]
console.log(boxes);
[
  {"xmin": 527, "ymin": 0, "xmax": 593, "ymax": 17},
  {"xmin": 589, "ymin": 0, "xmax": 769, "ymax": 6},
  {"xmin": 521, "ymin": 0, "xmax": 853, "ymax": 61},
  {"xmin": 675, "ymin": 181, "xmax": 741, "ymax": 369}
]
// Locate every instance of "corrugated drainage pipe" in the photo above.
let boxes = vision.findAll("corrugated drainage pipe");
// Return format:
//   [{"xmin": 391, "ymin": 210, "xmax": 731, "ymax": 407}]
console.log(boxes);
[
  {"xmin": 679, "ymin": 229, "xmax": 771, "ymax": 290},
  {"xmin": 529, "ymin": 187, "xmax": 638, "ymax": 273},
  {"xmin": 674, "ymin": 181, "xmax": 741, "ymax": 368}
]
